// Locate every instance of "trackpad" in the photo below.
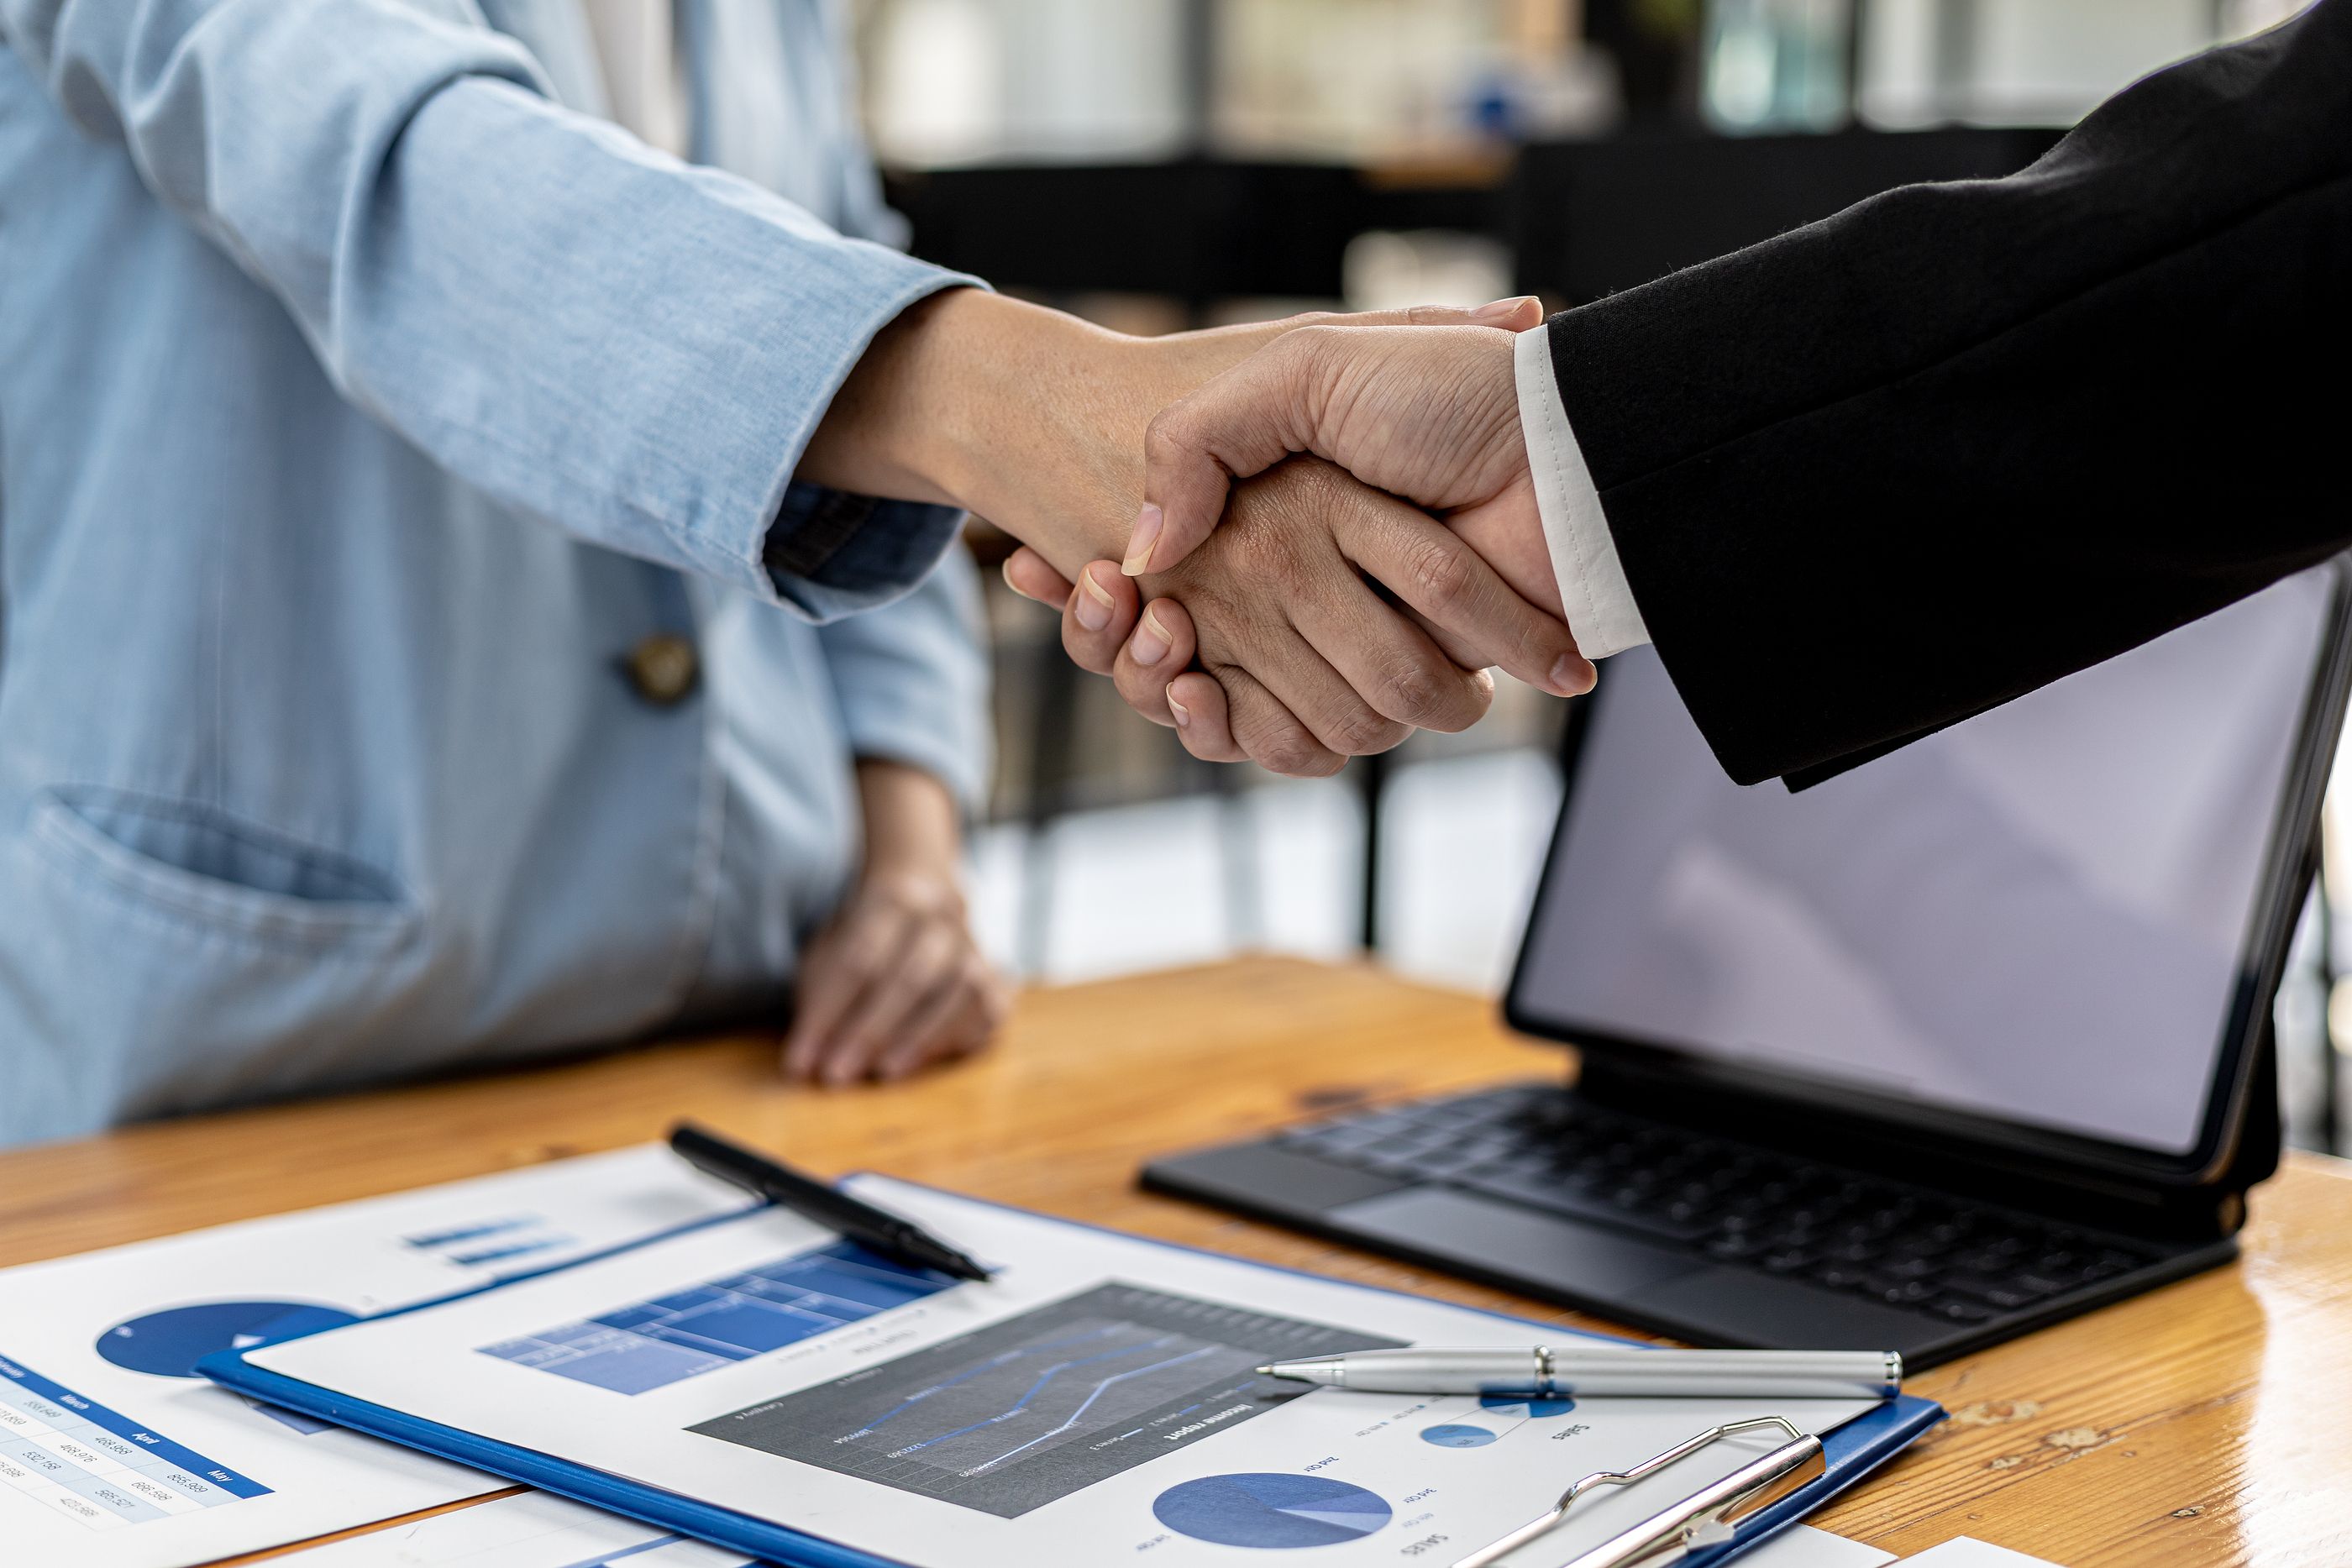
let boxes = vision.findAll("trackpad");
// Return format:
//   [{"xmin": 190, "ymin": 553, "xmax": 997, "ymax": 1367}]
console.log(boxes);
[{"xmin": 1329, "ymin": 1188, "xmax": 1705, "ymax": 1299}]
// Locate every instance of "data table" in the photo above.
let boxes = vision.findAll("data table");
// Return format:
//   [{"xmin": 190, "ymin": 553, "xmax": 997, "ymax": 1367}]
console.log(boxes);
[{"xmin": 0, "ymin": 1351, "xmax": 269, "ymax": 1532}]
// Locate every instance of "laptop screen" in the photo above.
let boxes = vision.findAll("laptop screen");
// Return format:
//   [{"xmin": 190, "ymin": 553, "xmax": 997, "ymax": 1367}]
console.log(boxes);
[{"xmin": 1510, "ymin": 567, "xmax": 2341, "ymax": 1157}]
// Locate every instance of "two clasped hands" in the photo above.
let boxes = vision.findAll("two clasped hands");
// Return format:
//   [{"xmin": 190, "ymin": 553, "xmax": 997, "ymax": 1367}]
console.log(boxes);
[{"xmin": 801, "ymin": 287, "xmax": 1593, "ymax": 776}]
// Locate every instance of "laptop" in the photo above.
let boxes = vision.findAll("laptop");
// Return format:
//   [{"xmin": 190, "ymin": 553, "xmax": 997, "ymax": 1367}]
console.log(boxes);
[{"xmin": 1143, "ymin": 563, "xmax": 2352, "ymax": 1367}]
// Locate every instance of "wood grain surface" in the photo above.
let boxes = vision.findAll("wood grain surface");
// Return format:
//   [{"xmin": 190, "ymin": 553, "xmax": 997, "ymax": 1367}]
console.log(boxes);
[{"xmin": 2, "ymin": 957, "xmax": 2346, "ymax": 1565}]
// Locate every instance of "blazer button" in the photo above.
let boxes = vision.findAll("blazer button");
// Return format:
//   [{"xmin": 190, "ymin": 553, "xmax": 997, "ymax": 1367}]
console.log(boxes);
[{"xmin": 622, "ymin": 634, "xmax": 701, "ymax": 705}]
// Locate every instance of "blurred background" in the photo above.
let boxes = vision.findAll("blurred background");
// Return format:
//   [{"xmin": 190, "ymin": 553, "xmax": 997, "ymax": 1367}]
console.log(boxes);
[{"xmin": 837, "ymin": 0, "xmax": 2343, "ymax": 1154}]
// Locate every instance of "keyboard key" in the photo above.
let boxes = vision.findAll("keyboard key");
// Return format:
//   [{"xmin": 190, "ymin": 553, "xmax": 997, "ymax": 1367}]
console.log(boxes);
[
  {"xmin": 1952, "ymin": 1242, "xmax": 2027, "ymax": 1273},
  {"xmin": 1859, "ymin": 1272, "xmax": 1940, "ymax": 1306}
]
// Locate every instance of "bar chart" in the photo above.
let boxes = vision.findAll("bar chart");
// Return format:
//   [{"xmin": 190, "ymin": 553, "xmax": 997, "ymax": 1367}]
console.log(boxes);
[{"xmin": 479, "ymin": 1240, "xmax": 954, "ymax": 1395}]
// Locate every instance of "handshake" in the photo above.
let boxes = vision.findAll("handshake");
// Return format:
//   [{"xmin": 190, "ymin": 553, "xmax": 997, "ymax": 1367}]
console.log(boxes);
[{"xmin": 801, "ymin": 289, "xmax": 1596, "ymax": 776}]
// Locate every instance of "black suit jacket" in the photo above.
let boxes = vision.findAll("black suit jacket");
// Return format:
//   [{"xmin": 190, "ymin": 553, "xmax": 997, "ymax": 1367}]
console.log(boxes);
[{"xmin": 1549, "ymin": 1, "xmax": 2352, "ymax": 787}]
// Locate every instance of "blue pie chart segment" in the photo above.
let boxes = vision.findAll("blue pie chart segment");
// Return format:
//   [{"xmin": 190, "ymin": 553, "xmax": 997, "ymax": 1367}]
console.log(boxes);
[
  {"xmin": 1153, "ymin": 1473, "xmax": 1393, "ymax": 1548},
  {"xmin": 1420, "ymin": 1423, "xmax": 1499, "ymax": 1448},
  {"xmin": 1480, "ymin": 1392, "xmax": 1577, "ymax": 1419},
  {"xmin": 97, "ymin": 1301, "xmax": 361, "ymax": 1378}
]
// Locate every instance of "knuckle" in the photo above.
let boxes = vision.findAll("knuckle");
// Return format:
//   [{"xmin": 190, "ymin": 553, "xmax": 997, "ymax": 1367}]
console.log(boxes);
[
  {"xmin": 1404, "ymin": 535, "xmax": 1481, "ymax": 611},
  {"xmin": 1328, "ymin": 705, "xmax": 1409, "ymax": 758},
  {"xmin": 1112, "ymin": 661, "xmax": 1170, "ymax": 715},
  {"xmin": 1062, "ymin": 621, "xmax": 1118, "ymax": 674},
  {"xmin": 1258, "ymin": 728, "xmax": 1332, "ymax": 777},
  {"xmin": 1377, "ymin": 657, "xmax": 1457, "ymax": 728},
  {"xmin": 1288, "ymin": 323, "xmax": 1344, "ymax": 357}
]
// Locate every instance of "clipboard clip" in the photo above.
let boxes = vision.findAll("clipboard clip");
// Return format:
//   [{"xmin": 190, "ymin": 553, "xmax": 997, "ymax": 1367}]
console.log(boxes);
[{"xmin": 1451, "ymin": 1414, "xmax": 1827, "ymax": 1568}]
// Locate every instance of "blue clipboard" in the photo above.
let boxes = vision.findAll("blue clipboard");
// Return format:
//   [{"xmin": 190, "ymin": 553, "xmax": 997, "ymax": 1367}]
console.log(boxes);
[{"xmin": 198, "ymin": 1177, "xmax": 1943, "ymax": 1568}]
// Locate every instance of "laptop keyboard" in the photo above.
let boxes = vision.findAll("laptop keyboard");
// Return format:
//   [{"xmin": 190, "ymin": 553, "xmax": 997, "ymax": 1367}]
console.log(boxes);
[{"xmin": 1273, "ymin": 1086, "xmax": 2158, "ymax": 1325}]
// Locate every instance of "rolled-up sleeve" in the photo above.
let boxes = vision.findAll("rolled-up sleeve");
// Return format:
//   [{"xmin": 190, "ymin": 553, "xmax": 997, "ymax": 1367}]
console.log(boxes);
[
  {"xmin": 814, "ymin": 544, "xmax": 994, "ymax": 812},
  {"xmin": 5, "ymin": 0, "xmax": 978, "ymax": 616}
]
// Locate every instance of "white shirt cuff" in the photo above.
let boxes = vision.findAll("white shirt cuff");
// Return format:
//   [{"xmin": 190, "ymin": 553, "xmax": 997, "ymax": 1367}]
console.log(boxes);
[{"xmin": 1514, "ymin": 322, "xmax": 1651, "ymax": 659}]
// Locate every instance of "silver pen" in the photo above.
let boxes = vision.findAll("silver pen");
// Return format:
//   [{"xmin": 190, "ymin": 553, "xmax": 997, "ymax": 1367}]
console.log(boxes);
[{"xmin": 1256, "ymin": 1345, "xmax": 1903, "ymax": 1401}]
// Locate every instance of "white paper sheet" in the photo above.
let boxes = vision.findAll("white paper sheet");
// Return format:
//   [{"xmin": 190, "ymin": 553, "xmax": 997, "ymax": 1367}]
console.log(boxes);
[
  {"xmin": 276, "ymin": 1491, "xmax": 757, "ymax": 1566},
  {"xmin": 1902, "ymin": 1539, "xmax": 2069, "ymax": 1567},
  {"xmin": 0, "ymin": 1146, "xmax": 751, "ymax": 1568},
  {"xmin": 252, "ymin": 1175, "xmax": 1883, "ymax": 1568},
  {"xmin": 1746, "ymin": 1523, "xmax": 1898, "ymax": 1566}
]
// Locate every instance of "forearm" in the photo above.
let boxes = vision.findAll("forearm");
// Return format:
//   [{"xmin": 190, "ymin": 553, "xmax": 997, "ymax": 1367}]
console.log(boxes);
[
  {"xmin": 853, "ymin": 758, "xmax": 963, "ymax": 878},
  {"xmin": 10, "ymin": 0, "xmax": 967, "ymax": 603}
]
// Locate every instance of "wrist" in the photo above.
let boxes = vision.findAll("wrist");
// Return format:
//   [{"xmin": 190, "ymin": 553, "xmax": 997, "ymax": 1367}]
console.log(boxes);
[
  {"xmin": 925, "ymin": 299, "xmax": 1155, "ymax": 575},
  {"xmin": 811, "ymin": 291, "xmax": 1305, "ymax": 582},
  {"xmin": 853, "ymin": 758, "xmax": 962, "ymax": 881},
  {"xmin": 803, "ymin": 291, "xmax": 1139, "ymax": 565}
]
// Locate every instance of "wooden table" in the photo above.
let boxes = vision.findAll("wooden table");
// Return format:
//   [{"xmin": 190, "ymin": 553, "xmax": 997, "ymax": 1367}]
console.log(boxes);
[{"xmin": 3, "ymin": 957, "xmax": 2349, "ymax": 1566}]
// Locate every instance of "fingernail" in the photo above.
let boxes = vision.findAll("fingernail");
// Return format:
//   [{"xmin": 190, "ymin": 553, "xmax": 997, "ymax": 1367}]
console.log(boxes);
[
  {"xmin": 1075, "ymin": 566, "xmax": 1114, "ymax": 631},
  {"xmin": 1168, "ymin": 692, "xmax": 1191, "ymax": 727},
  {"xmin": 1471, "ymin": 295, "xmax": 1540, "ymax": 323},
  {"xmin": 1549, "ymin": 653, "xmax": 1593, "ymax": 697},
  {"xmin": 1131, "ymin": 607, "xmax": 1172, "ymax": 667},
  {"xmin": 1121, "ymin": 503, "xmax": 1164, "ymax": 576}
]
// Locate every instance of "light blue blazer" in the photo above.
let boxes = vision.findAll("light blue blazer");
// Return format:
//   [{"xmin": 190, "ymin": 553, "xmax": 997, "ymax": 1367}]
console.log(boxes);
[{"xmin": 0, "ymin": 0, "xmax": 989, "ymax": 1145}]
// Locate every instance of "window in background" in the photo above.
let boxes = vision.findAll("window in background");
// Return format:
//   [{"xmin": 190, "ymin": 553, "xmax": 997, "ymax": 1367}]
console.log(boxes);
[
  {"xmin": 1213, "ymin": 0, "xmax": 1613, "ymax": 158},
  {"xmin": 861, "ymin": 0, "xmax": 1189, "ymax": 166},
  {"xmin": 858, "ymin": 0, "xmax": 1617, "ymax": 168},
  {"xmin": 1703, "ymin": 0, "xmax": 1853, "ymax": 133},
  {"xmin": 1855, "ymin": 0, "xmax": 2237, "ymax": 129}
]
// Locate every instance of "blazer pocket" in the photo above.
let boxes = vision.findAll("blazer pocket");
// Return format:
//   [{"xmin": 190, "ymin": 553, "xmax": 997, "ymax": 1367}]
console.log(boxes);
[{"xmin": 29, "ymin": 789, "xmax": 419, "ymax": 952}]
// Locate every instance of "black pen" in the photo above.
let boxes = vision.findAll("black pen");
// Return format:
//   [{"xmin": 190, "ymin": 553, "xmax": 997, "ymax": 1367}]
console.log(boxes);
[{"xmin": 668, "ymin": 1122, "xmax": 994, "ymax": 1282}]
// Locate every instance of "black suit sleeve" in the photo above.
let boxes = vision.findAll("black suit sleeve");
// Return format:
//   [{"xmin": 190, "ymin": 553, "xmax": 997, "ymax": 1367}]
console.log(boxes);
[{"xmin": 1549, "ymin": 1, "xmax": 2352, "ymax": 787}]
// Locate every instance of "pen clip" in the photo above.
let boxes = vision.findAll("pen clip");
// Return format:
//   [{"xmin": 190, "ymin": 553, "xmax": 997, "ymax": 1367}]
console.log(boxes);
[{"xmin": 1451, "ymin": 1416, "xmax": 1825, "ymax": 1568}]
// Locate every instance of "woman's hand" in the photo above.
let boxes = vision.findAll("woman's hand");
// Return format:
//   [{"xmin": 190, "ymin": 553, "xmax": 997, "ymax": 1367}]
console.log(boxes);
[{"xmin": 783, "ymin": 761, "xmax": 1009, "ymax": 1085}]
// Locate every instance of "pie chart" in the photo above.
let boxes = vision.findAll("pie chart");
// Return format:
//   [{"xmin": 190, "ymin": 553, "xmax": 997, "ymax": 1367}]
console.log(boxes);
[
  {"xmin": 1421, "ymin": 1423, "xmax": 1499, "ymax": 1448},
  {"xmin": 1153, "ymin": 1473, "xmax": 1393, "ymax": 1548},
  {"xmin": 97, "ymin": 1300, "xmax": 360, "ymax": 1378},
  {"xmin": 1479, "ymin": 1392, "xmax": 1577, "ymax": 1419}
]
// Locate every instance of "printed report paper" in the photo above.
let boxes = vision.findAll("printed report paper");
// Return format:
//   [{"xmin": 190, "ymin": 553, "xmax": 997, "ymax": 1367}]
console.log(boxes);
[
  {"xmin": 277, "ymin": 1490, "xmax": 757, "ymax": 1567},
  {"xmin": 270, "ymin": 1485, "xmax": 1896, "ymax": 1568},
  {"xmin": 0, "ymin": 1146, "xmax": 750, "ymax": 1568},
  {"xmin": 249, "ymin": 1175, "xmax": 1885, "ymax": 1567}
]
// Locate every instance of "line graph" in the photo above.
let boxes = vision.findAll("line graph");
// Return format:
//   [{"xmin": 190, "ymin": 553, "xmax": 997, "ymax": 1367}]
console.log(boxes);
[{"xmin": 688, "ymin": 1284, "xmax": 1403, "ymax": 1518}]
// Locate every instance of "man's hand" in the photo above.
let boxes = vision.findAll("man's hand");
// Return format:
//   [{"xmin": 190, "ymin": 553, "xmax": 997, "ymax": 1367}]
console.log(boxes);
[
  {"xmin": 783, "ymin": 761, "xmax": 1008, "ymax": 1085},
  {"xmin": 1126, "ymin": 316, "xmax": 1557, "ymax": 615},
  {"xmin": 798, "ymin": 291, "xmax": 1584, "ymax": 774}
]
